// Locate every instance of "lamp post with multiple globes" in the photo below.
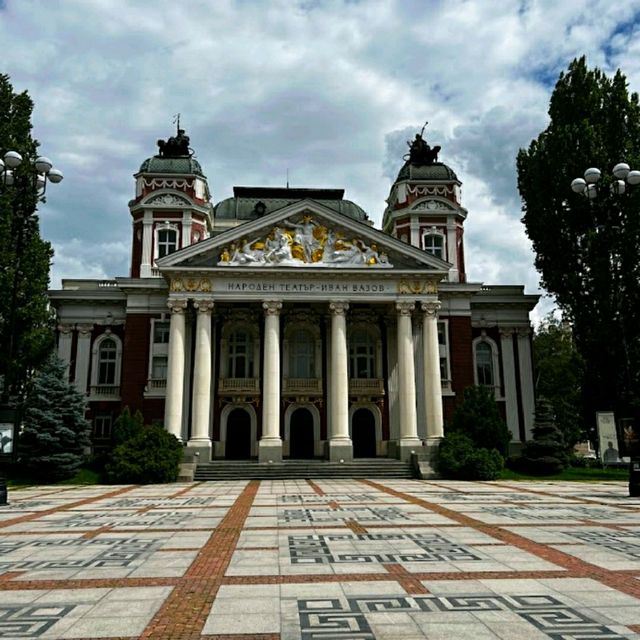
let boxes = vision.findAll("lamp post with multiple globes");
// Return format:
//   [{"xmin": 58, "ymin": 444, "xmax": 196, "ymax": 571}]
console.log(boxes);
[
  {"xmin": 0, "ymin": 149, "xmax": 63, "ymax": 505},
  {"xmin": 570, "ymin": 163, "xmax": 640, "ymax": 496}
]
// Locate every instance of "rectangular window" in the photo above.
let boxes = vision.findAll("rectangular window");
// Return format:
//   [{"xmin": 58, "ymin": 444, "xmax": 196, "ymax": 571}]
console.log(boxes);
[
  {"xmin": 94, "ymin": 415, "xmax": 112, "ymax": 439},
  {"xmin": 153, "ymin": 321, "xmax": 170, "ymax": 344},
  {"xmin": 152, "ymin": 355, "xmax": 168, "ymax": 380},
  {"xmin": 157, "ymin": 228, "xmax": 178, "ymax": 259},
  {"xmin": 438, "ymin": 321, "xmax": 451, "ymax": 385}
]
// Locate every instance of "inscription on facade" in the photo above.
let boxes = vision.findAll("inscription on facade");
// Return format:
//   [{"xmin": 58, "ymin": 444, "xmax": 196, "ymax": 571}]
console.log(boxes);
[{"xmin": 225, "ymin": 282, "xmax": 387, "ymax": 293}]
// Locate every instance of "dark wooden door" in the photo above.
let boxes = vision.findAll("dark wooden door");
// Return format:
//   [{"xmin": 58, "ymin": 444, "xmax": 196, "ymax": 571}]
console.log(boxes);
[
  {"xmin": 352, "ymin": 408, "xmax": 376, "ymax": 458},
  {"xmin": 289, "ymin": 408, "xmax": 315, "ymax": 459},
  {"xmin": 225, "ymin": 408, "xmax": 252, "ymax": 459}
]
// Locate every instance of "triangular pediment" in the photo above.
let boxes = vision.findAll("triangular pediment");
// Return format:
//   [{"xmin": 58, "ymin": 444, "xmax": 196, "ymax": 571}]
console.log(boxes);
[{"xmin": 157, "ymin": 199, "xmax": 451, "ymax": 272}]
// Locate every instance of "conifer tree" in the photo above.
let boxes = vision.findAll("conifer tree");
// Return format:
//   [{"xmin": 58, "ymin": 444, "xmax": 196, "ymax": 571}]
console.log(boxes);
[
  {"xmin": 519, "ymin": 397, "xmax": 567, "ymax": 475},
  {"xmin": 0, "ymin": 73, "xmax": 54, "ymax": 402},
  {"xmin": 18, "ymin": 355, "xmax": 91, "ymax": 481},
  {"xmin": 518, "ymin": 57, "xmax": 640, "ymax": 435}
]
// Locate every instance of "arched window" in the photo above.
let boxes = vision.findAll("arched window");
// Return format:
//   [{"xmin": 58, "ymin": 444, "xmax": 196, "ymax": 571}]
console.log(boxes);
[
  {"xmin": 473, "ymin": 336, "xmax": 500, "ymax": 395},
  {"xmin": 97, "ymin": 338, "xmax": 117, "ymax": 384},
  {"xmin": 423, "ymin": 233, "xmax": 444, "ymax": 259},
  {"xmin": 288, "ymin": 328, "xmax": 315, "ymax": 378},
  {"xmin": 349, "ymin": 329, "xmax": 376, "ymax": 379},
  {"xmin": 475, "ymin": 342, "xmax": 494, "ymax": 386},
  {"xmin": 228, "ymin": 330, "xmax": 253, "ymax": 378}
]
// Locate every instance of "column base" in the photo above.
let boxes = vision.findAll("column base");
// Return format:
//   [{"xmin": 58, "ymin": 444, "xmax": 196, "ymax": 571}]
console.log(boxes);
[
  {"xmin": 412, "ymin": 440, "xmax": 441, "ymax": 479},
  {"xmin": 327, "ymin": 439, "xmax": 353, "ymax": 462},
  {"xmin": 258, "ymin": 439, "xmax": 283, "ymax": 463},
  {"xmin": 185, "ymin": 440, "xmax": 212, "ymax": 463},
  {"xmin": 396, "ymin": 438, "xmax": 423, "ymax": 461}
]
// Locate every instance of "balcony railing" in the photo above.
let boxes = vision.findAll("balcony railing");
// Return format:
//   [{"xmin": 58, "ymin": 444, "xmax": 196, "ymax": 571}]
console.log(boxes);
[
  {"xmin": 349, "ymin": 378, "xmax": 385, "ymax": 395},
  {"xmin": 283, "ymin": 378, "xmax": 323, "ymax": 394},
  {"xmin": 218, "ymin": 378, "xmax": 260, "ymax": 394},
  {"xmin": 90, "ymin": 384, "xmax": 121, "ymax": 400}
]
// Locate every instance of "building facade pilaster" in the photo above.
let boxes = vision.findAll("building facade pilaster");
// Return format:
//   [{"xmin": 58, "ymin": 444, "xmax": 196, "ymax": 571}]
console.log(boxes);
[
  {"xmin": 74, "ymin": 324, "xmax": 93, "ymax": 394},
  {"xmin": 516, "ymin": 326, "xmax": 535, "ymax": 441},
  {"xmin": 57, "ymin": 324, "xmax": 74, "ymax": 381}
]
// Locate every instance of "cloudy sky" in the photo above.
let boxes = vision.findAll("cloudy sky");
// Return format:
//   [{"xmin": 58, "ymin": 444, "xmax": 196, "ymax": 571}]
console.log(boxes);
[{"xmin": 3, "ymin": 0, "xmax": 640, "ymax": 323}]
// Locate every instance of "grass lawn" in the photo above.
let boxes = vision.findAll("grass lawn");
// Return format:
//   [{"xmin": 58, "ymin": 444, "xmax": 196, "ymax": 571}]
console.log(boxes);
[
  {"xmin": 7, "ymin": 468, "xmax": 102, "ymax": 488},
  {"xmin": 499, "ymin": 466, "xmax": 630, "ymax": 482}
]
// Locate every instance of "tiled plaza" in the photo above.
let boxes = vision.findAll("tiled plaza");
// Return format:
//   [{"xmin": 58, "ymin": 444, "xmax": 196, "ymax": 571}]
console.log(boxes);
[{"xmin": 1, "ymin": 480, "xmax": 640, "ymax": 639}]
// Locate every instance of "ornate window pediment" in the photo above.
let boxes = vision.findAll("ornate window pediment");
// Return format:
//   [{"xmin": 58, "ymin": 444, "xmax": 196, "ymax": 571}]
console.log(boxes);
[{"xmin": 146, "ymin": 193, "xmax": 191, "ymax": 207}]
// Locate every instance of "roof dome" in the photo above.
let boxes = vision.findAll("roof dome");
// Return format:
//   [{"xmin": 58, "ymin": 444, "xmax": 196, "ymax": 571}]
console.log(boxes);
[
  {"xmin": 395, "ymin": 160, "xmax": 458, "ymax": 183},
  {"xmin": 138, "ymin": 155, "xmax": 205, "ymax": 177}
]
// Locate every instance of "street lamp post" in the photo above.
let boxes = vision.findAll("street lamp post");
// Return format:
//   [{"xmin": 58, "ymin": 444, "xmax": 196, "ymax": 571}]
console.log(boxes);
[
  {"xmin": 570, "ymin": 163, "xmax": 640, "ymax": 497},
  {"xmin": 0, "ymin": 149, "xmax": 63, "ymax": 505}
]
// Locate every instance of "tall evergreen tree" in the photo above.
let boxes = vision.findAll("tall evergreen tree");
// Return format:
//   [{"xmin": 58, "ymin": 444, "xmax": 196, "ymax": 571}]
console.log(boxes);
[
  {"xmin": 18, "ymin": 355, "xmax": 91, "ymax": 482},
  {"xmin": 0, "ymin": 73, "xmax": 54, "ymax": 402},
  {"xmin": 533, "ymin": 314, "xmax": 584, "ymax": 448},
  {"xmin": 518, "ymin": 57, "xmax": 640, "ymax": 434}
]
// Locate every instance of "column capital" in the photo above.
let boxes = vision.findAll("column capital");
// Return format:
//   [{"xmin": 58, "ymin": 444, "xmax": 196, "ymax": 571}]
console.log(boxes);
[
  {"xmin": 76, "ymin": 323, "xmax": 94, "ymax": 335},
  {"xmin": 499, "ymin": 327, "xmax": 515, "ymax": 339},
  {"xmin": 167, "ymin": 298, "xmax": 188, "ymax": 314},
  {"xmin": 329, "ymin": 301, "xmax": 349, "ymax": 316},
  {"xmin": 263, "ymin": 300, "xmax": 283, "ymax": 316},
  {"xmin": 57, "ymin": 323, "xmax": 74, "ymax": 335},
  {"xmin": 516, "ymin": 326, "xmax": 532, "ymax": 337},
  {"xmin": 193, "ymin": 299, "xmax": 214, "ymax": 313},
  {"xmin": 421, "ymin": 300, "xmax": 441, "ymax": 318},
  {"xmin": 396, "ymin": 301, "xmax": 415, "ymax": 316}
]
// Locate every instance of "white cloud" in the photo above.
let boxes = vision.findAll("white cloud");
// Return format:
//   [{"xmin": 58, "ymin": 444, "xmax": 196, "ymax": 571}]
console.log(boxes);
[{"xmin": 2, "ymin": 0, "xmax": 640, "ymax": 321}]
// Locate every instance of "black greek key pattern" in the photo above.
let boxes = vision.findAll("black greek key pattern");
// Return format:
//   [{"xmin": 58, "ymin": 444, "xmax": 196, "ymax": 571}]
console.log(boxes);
[
  {"xmin": 279, "ymin": 494, "xmax": 378, "ymax": 504},
  {"xmin": 42, "ymin": 511, "xmax": 192, "ymax": 528},
  {"xmin": 561, "ymin": 529, "xmax": 640, "ymax": 559},
  {"xmin": 0, "ymin": 604, "xmax": 75, "ymax": 638},
  {"xmin": 288, "ymin": 533, "xmax": 481, "ymax": 564},
  {"xmin": 0, "ymin": 537, "xmax": 161, "ymax": 572},
  {"xmin": 483, "ymin": 505, "xmax": 627, "ymax": 521},
  {"xmin": 297, "ymin": 594, "xmax": 627, "ymax": 639}
]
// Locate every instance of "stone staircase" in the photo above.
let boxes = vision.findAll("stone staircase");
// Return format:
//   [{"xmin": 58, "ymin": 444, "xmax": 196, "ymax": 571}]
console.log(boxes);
[{"xmin": 194, "ymin": 458, "xmax": 415, "ymax": 481}]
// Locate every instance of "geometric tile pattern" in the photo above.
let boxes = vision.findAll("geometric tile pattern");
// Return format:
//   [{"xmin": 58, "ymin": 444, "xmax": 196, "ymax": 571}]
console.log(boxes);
[
  {"xmin": 483, "ymin": 505, "xmax": 631, "ymax": 521},
  {"xmin": 297, "ymin": 594, "xmax": 627, "ymax": 639},
  {"xmin": 561, "ymin": 529, "xmax": 640, "ymax": 559},
  {"xmin": 109, "ymin": 497, "xmax": 216, "ymax": 508},
  {"xmin": 0, "ymin": 604, "xmax": 76, "ymax": 638},
  {"xmin": 288, "ymin": 533, "xmax": 482, "ymax": 564},
  {"xmin": 280, "ymin": 494, "xmax": 379, "ymax": 503},
  {"xmin": 41, "ymin": 511, "xmax": 192, "ymax": 528},
  {"xmin": 280, "ymin": 506, "xmax": 411, "ymax": 524},
  {"xmin": 0, "ymin": 537, "xmax": 161, "ymax": 571}
]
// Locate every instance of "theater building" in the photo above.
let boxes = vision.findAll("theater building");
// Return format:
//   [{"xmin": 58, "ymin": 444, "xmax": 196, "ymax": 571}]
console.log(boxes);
[{"xmin": 49, "ymin": 129, "xmax": 538, "ymax": 464}]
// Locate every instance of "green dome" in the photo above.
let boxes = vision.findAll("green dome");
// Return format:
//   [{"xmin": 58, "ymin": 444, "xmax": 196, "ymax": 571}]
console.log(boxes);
[
  {"xmin": 138, "ymin": 155, "xmax": 205, "ymax": 177},
  {"xmin": 396, "ymin": 160, "xmax": 458, "ymax": 183}
]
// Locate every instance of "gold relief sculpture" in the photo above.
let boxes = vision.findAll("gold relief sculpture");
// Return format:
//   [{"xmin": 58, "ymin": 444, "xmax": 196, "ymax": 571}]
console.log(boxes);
[
  {"xmin": 216, "ymin": 215, "xmax": 393, "ymax": 268},
  {"xmin": 397, "ymin": 279, "xmax": 438, "ymax": 294},
  {"xmin": 171, "ymin": 277, "xmax": 212, "ymax": 293}
]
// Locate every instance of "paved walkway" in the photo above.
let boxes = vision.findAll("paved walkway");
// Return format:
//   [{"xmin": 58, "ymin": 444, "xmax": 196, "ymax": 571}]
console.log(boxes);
[{"xmin": 0, "ymin": 479, "xmax": 639, "ymax": 639}]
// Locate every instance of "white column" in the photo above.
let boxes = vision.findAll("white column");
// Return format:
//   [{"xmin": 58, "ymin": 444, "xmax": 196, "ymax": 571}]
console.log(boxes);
[
  {"xmin": 410, "ymin": 220, "xmax": 420, "ymax": 247},
  {"xmin": 396, "ymin": 302, "xmax": 420, "ymax": 457},
  {"xmin": 183, "ymin": 211, "xmax": 192, "ymax": 248},
  {"xmin": 57, "ymin": 324, "xmax": 74, "ymax": 381},
  {"xmin": 422, "ymin": 301, "xmax": 444, "ymax": 441},
  {"xmin": 74, "ymin": 324, "xmax": 93, "ymax": 394},
  {"xmin": 164, "ymin": 299, "xmax": 188, "ymax": 440},
  {"xmin": 446, "ymin": 220, "xmax": 459, "ymax": 282},
  {"xmin": 500, "ymin": 328, "xmax": 519, "ymax": 442},
  {"xmin": 328, "ymin": 301, "xmax": 352, "ymax": 461},
  {"xmin": 189, "ymin": 300, "xmax": 213, "ymax": 457},
  {"xmin": 517, "ymin": 327, "xmax": 535, "ymax": 441},
  {"xmin": 259, "ymin": 300, "xmax": 283, "ymax": 462},
  {"xmin": 140, "ymin": 211, "xmax": 153, "ymax": 278}
]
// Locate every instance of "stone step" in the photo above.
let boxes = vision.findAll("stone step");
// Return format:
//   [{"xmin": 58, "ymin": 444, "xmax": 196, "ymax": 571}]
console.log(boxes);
[{"xmin": 194, "ymin": 459, "xmax": 415, "ymax": 480}]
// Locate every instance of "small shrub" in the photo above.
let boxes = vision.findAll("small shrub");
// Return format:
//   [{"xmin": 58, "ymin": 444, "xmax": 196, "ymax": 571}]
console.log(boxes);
[
  {"xmin": 437, "ymin": 432, "xmax": 504, "ymax": 480},
  {"xmin": 112, "ymin": 407, "xmax": 144, "ymax": 446},
  {"xmin": 519, "ymin": 397, "xmax": 567, "ymax": 475},
  {"xmin": 105, "ymin": 425, "xmax": 183, "ymax": 484}
]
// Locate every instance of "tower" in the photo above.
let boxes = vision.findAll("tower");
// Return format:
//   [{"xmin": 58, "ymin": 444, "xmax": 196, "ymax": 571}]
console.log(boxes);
[
  {"xmin": 129, "ymin": 128, "xmax": 213, "ymax": 278},
  {"xmin": 382, "ymin": 130, "xmax": 467, "ymax": 282}
]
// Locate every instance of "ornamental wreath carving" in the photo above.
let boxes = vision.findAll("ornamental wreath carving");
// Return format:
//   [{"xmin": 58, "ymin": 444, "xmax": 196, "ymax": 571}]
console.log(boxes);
[
  {"xmin": 170, "ymin": 277, "xmax": 212, "ymax": 293},
  {"xmin": 146, "ymin": 193, "xmax": 191, "ymax": 207},
  {"xmin": 217, "ymin": 215, "xmax": 393, "ymax": 268}
]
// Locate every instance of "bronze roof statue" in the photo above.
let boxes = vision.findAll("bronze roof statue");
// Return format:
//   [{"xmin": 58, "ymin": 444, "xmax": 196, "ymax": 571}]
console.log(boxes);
[
  {"xmin": 157, "ymin": 128, "xmax": 192, "ymax": 158},
  {"xmin": 405, "ymin": 123, "xmax": 441, "ymax": 166}
]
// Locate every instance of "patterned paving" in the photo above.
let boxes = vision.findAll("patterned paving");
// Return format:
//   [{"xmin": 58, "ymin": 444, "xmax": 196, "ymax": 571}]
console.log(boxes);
[{"xmin": 0, "ymin": 479, "xmax": 638, "ymax": 638}]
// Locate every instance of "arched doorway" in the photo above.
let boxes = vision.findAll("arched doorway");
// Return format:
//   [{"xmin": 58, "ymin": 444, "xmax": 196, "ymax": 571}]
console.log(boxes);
[
  {"xmin": 352, "ymin": 408, "xmax": 377, "ymax": 458},
  {"xmin": 225, "ymin": 408, "xmax": 252, "ymax": 459},
  {"xmin": 289, "ymin": 408, "xmax": 315, "ymax": 459}
]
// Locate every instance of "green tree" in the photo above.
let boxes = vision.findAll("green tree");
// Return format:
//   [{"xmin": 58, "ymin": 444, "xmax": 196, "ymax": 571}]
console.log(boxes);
[
  {"xmin": 0, "ymin": 73, "xmax": 54, "ymax": 402},
  {"xmin": 17, "ymin": 355, "xmax": 91, "ymax": 482},
  {"xmin": 533, "ymin": 314, "xmax": 584, "ymax": 448},
  {"xmin": 450, "ymin": 385, "xmax": 511, "ymax": 455},
  {"xmin": 517, "ymin": 57, "xmax": 640, "ymax": 436}
]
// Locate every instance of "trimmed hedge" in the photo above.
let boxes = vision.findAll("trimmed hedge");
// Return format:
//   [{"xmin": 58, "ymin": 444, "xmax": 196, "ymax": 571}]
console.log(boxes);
[{"xmin": 437, "ymin": 432, "xmax": 504, "ymax": 480}]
